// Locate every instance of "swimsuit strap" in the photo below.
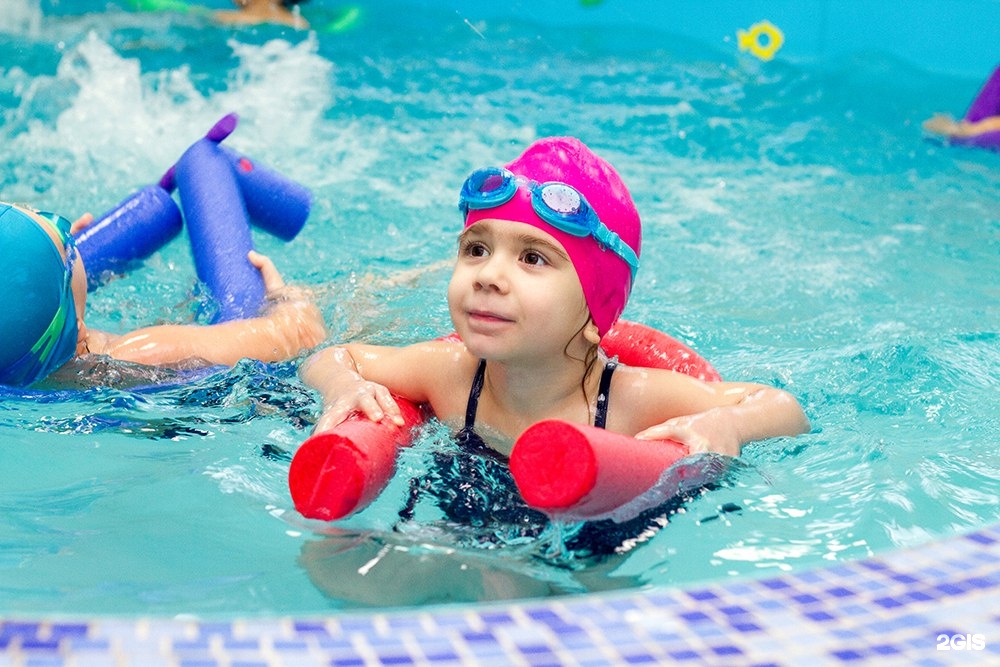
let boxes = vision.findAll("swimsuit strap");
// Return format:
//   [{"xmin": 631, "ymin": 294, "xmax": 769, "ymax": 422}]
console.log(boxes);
[
  {"xmin": 465, "ymin": 358, "xmax": 618, "ymax": 432},
  {"xmin": 594, "ymin": 359, "xmax": 618, "ymax": 429},
  {"xmin": 464, "ymin": 359, "xmax": 488, "ymax": 431}
]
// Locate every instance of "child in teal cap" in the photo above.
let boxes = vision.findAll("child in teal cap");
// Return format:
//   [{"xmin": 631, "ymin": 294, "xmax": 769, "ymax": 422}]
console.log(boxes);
[{"xmin": 0, "ymin": 202, "xmax": 325, "ymax": 387}]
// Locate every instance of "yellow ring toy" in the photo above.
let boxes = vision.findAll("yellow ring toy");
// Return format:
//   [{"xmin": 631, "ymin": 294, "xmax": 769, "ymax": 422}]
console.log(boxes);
[{"xmin": 737, "ymin": 20, "xmax": 785, "ymax": 62}]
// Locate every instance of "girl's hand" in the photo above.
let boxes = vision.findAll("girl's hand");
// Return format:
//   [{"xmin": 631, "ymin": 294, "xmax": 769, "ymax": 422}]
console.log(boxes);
[
  {"xmin": 249, "ymin": 250, "xmax": 326, "ymax": 353},
  {"xmin": 249, "ymin": 250, "xmax": 286, "ymax": 292},
  {"xmin": 635, "ymin": 407, "xmax": 743, "ymax": 457},
  {"xmin": 314, "ymin": 380, "xmax": 405, "ymax": 433},
  {"xmin": 70, "ymin": 212, "xmax": 94, "ymax": 235}
]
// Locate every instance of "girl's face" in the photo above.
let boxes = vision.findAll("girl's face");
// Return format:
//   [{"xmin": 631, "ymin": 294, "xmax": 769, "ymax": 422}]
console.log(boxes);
[{"xmin": 448, "ymin": 218, "xmax": 591, "ymax": 364}]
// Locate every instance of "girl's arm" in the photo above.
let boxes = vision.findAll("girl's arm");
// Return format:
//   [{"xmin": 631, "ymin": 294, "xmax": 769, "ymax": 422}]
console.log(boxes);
[
  {"xmin": 97, "ymin": 251, "xmax": 325, "ymax": 367},
  {"xmin": 299, "ymin": 344, "xmax": 408, "ymax": 431},
  {"xmin": 630, "ymin": 371, "xmax": 810, "ymax": 457},
  {"xmin": 300, "ymin": 340, "xmax": 462, "ymax": 433}
]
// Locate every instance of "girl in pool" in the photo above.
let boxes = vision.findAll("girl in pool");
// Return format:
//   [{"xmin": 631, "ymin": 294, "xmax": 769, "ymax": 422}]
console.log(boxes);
[
  {"xmin": 214, "ymin": 0, "xmax": 310, "ymax": 29},
  {"xmin": 301, "ymin": 137, "xmax": 809, "ymax": 460},
  {"xmin": 0, "ymin": 202, "xmax": 325, "ymax": 387}
]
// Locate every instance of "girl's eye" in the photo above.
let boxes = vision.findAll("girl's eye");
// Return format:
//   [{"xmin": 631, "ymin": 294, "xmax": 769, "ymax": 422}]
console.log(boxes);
[
  {"xmin": 522, "ymin": 250, "xmax": 548, "ymax": 266},
  {"xmin": 461, "ymin": 240, "xmax": 489, "ymax": 257}
]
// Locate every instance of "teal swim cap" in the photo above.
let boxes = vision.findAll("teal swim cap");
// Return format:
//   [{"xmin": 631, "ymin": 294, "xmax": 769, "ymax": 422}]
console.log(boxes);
[{"xmin": 0, "ymin": 203, "xmax": 80, "ymax": 386}]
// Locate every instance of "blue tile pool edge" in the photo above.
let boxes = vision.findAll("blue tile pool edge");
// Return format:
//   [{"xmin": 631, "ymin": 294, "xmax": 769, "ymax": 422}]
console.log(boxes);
[{"xmin": 3, "ymin": 522, "xmax": 998, "ymax": 666}]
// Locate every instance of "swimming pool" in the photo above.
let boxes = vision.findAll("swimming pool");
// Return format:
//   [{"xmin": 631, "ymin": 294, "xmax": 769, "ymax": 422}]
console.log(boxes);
[{"xmin": 3, "ymin": 0, "xmax": 999, "ymax": 662}]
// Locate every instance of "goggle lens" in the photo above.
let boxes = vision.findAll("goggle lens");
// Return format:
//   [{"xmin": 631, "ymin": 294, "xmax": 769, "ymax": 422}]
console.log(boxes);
[
  {"xmin": 479, "ymin": 173, "xmax": 507, "ymax": 194},
  {"xmin": 538, "ymin": 183, "xmax": 582, "ymax": 216}
]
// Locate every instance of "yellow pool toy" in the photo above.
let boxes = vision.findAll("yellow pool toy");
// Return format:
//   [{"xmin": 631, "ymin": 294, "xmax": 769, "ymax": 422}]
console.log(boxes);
[{"xmin": 737, "ymin": 20, "xmax": 785, "ymax": 62}]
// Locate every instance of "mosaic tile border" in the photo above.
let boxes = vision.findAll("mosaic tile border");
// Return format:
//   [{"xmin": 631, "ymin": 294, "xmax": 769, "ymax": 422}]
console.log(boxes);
[{"xmin": 2, "ymin": 524, "xmax": 998, "ymax": 666}]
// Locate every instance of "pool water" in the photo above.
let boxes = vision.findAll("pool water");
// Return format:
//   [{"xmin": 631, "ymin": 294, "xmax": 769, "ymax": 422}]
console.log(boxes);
[{"xmin": 1, "ymin": 1, "xmax": 998, "ymax": 614}]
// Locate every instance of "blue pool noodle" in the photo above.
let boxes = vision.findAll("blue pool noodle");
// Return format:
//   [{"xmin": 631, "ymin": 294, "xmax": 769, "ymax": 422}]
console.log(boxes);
[
  {"xmin": 220, "ymin": 146, "xmax": 311, "ymax": 241},
  {"xmin": 74, "ymin": 181, "xmax": 183, "ymax": 290},
  {"xmin": 73, "ymin": 112, "xmax": 307, "ymax": 313},
  {"xmin": 174, "ymin": 114, "xmax": 266, "ymax": 322}
]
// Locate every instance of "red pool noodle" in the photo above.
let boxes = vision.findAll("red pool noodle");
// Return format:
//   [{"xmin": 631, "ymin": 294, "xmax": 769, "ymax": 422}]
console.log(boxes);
[
  {"xmin": 289, "ymin": 335, "xmax": 462, "ymax": 521},
  {"xmin": 510, "ymin": 320, "xmax": 721, "ymax": 519},
  {"xmin": 289, "ymin": 398, "xmax": 424, "ymax": 521},
  {"xmin": 601, "ymin": 319, "xmax": 720, "ymax": 382},
  {"xmin": 510, "ymin": 421, "xmax": 689, "ymax": 517},
  {"xmin": 289, "ymin": 323, "xmax": 718, "ymax": 521}
]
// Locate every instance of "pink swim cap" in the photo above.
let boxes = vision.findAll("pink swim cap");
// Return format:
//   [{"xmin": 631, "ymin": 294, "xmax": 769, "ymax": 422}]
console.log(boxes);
[{"xmin": 464, "ymin": 137, "xmax": 641, "ymax": 337}]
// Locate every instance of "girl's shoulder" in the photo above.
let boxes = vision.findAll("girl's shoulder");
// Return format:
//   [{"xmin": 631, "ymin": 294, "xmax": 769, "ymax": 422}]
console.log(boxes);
[
  {"xmin": 406, "ymin": 339, "xmax": 479, "ymax": 382},
  {"xmin": 401, "ymin": 337, "xmax": 474, "ymax": 361},
  {"xmin": 606, "ymin": 363, "xmax": 716, "ymax": 432},
  {"xmin": 402, "ymin": 339, "xmax": 479, "ymax": 421},
  {"xmin": 610, "ymin": 362, "xmax": 694, "ymax": 392}
]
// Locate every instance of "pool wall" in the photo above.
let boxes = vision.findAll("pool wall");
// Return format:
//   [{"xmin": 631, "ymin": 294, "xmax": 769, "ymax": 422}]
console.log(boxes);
[
  {"xmin": 415, "ymin": 0, "xmax": 999, "ymax": 78},
  {"xmin": 2, "ymin": 524, "xmax": 998, "ymax": 664},
  {"xmin": 108, "ymin": 0, "xmax": 998, "ymax": 77}
]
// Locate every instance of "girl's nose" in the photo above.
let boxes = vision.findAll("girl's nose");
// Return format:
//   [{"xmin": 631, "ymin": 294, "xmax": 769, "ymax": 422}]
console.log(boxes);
[{"xmin": 473, "ymin": 254, "xmax": 509, "ymax": 293}]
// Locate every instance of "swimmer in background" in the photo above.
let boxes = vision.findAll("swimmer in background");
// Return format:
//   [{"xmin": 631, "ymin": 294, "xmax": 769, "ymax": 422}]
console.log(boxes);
[
  {"xmin": 301, "ymin": 137, "xmax": 809, "ymax": 461},
  {"xmin": 923, "ymin": 64, "xmax": 1000, "ymax": 143},
  {"xmin": 214, "ymin": 0, "xmax": 310, "ymax": 29},
  {"xmin": 923, "ymin": 114, "xmax": 1000, "ymax": 138},
  {"xmin": 0, "ymin": 202, "xmax": 326, "ymax": 387}
]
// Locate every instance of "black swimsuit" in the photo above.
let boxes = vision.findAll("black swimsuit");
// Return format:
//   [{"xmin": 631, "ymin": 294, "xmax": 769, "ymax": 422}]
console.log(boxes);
[
  {"xmin": 399, "ymin": 358, "xmax": 698, "ymax": 558},
  {"xmin": 454, "ymin": 358, "xmax": 619, "ymax": 455}
]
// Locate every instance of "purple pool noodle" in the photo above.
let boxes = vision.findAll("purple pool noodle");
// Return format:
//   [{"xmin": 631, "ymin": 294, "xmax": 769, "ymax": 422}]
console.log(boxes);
[
  {"xmin": 74, "ymin": 184, "xmax": 183, "ymax": 290},
  {"xmin": 951, "ymin": 130, "xmax": 1000, "ymax": 151},
  {"xmin": 206, "ymin": 112, "xmax": 240, "ymax": 142},
  {"xmin": 220, "ymin": 146, "xmax": 311, "ymax": 241},
  {"xmin": 963, "ymin": 65, "xmax": 1000, "ymax": 123},
  {"xmin": 175, "ymin": 127, "xmax": 266, "ymax": 322},
  {"xmin": 163, "ymin": 112, "xmax": 311, "ymax": 240},
  {"xmin": 159, "ymin": 164, "xmax": 177, "ymax": 192}
]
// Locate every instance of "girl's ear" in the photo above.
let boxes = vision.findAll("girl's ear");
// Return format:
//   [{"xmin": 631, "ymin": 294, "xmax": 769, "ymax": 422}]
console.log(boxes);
[{"xmin": 583, "ymin": 319, "xmax": 601, "ymax": 345}]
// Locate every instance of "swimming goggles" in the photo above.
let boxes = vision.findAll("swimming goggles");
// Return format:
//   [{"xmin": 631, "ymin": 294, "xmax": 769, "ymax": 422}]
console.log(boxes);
[{"xmin": 458, "ymin": 167, "xmax": 639, "ymax": 279}]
